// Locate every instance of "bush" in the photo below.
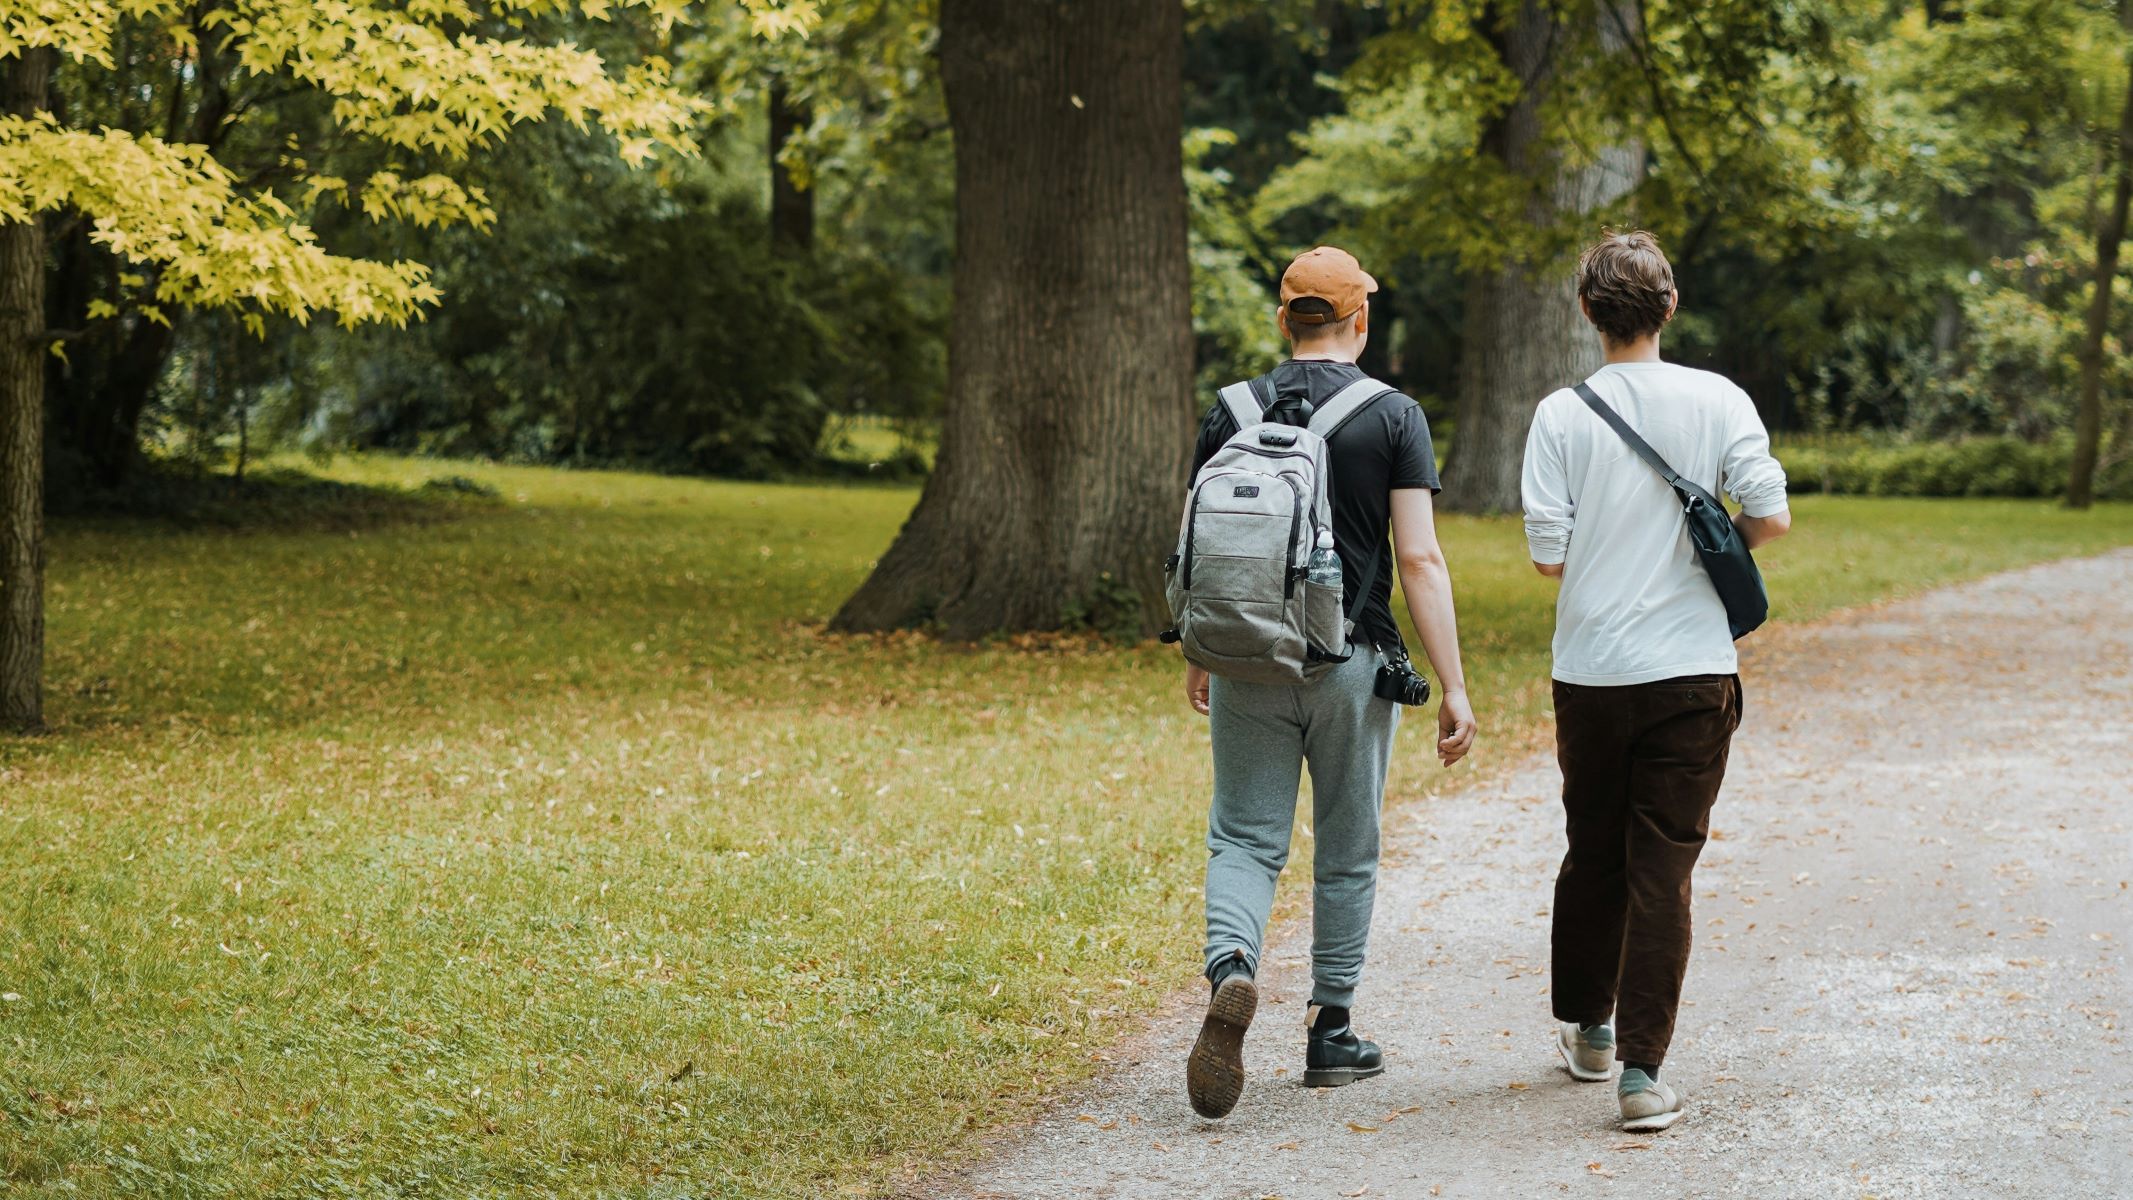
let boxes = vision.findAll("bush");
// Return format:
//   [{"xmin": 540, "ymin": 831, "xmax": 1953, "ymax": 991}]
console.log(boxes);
[
  {"xmin": 266, "ymin": 129, "xmax": 946, "ymax": 481},
  {"xmin": 1777, "ymin": 435, "xmax": 2130, "ymax": 499}
]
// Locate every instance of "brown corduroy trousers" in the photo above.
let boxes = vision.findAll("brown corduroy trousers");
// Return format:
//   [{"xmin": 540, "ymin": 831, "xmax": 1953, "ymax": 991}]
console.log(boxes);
[{"xmin": 1550, "ymin": 673, "xmax": 1742, "ymax": 1066}]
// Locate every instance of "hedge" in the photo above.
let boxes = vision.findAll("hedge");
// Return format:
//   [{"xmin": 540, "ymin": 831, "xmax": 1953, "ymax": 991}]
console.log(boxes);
[{"xmin": 1775, "ymin": 435, "xmax": 2129, "ymax": 499}]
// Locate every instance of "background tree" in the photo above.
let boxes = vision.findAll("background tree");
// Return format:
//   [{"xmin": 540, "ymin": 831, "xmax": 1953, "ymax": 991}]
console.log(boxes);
[
  {"xmin": 1444, "ymin": 0, "xmax": 1644, "ymax": 514},
  {"xmin": 2073, "ymin": 0, "xmax": 2133, "ymax": 507},
  {"xmin": 0, "ymin": 0, "xmax": 808, "ymax": 731},
  {"xmin": 832, "ymin": 0, "xmax": 1193, "ymax": 636}
]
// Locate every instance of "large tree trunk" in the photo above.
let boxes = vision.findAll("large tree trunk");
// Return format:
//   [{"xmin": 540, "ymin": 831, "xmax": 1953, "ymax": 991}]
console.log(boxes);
[
  {"xmin": 769, "ymin": 76, "xmax": 814, "ymax": 254},
  {"xmin": 1, "ymin": 47, "xmax": 54, "ymax": 733},
  {"xmin": 2070, "ymin": 0, "xmax": 2133, "ymax": 510},
  {"xmin": 1440, "ymin": 1, "xmax": 1646, "ymax": 514},
  {"xmin": 832, "ymin": 0, "xmax": 1192, "ymax": 637}
]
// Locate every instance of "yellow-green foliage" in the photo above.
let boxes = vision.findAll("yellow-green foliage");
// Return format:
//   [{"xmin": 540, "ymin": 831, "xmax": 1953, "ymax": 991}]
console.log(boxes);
[
  {"xmin": 5, "ymin": 459, "xmax": 2131, "ymax": 1196},
  {"xmin": 0, "ymin": 0, "xmax": 813, "ymax": 330}
]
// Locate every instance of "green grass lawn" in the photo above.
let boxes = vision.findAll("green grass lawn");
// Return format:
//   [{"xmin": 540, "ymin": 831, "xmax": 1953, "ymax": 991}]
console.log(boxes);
[{"xmin": 5, "ymin": 460, "xmax": 2130, "ymax": 1198}]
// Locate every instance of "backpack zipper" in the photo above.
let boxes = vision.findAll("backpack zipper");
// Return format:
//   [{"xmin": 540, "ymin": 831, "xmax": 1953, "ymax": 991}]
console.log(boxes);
[{"xmin": 1282, "ymin": 475, "xmax": 1302, "ymax": 597}]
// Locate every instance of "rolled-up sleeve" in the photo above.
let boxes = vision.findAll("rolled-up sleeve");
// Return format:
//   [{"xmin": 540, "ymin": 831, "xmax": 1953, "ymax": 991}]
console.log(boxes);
[
  {"xmin": 1522, "ymin": 399, "xmax": 1574, "ymax": 565},
  {"xmin": 1721, "ymin": 388, "xmax": 1789, "ymax": 518}
]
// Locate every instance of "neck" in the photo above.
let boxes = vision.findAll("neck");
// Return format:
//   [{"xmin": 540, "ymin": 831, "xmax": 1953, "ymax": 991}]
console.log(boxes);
[
  {"xmin": 1288, "ymin": 344, "xmax": 1362, "ymax": 364},
  {"xmin": 1602, "ymin": 333, "xmax": 1664, "ymax": 365}
]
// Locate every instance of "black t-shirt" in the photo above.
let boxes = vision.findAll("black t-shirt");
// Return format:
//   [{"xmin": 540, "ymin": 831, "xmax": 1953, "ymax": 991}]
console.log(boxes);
[{"xmin": 1188, "ymin": 359, "xmax": 1440, "ymax": 651}]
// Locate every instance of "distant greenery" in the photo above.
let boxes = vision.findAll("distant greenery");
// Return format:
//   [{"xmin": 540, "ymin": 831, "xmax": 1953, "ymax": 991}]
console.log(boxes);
[
  {"xmin": 1778, "ymin": 433, "xmax": 2132, "ymax": 499},
  {"xmin": 7, "ymin": 458, "xmax": 2131, "ymax": 1198},
  {"xmin": 90, "ymin": 3, "xmax": 2133, "ymax": 483}
]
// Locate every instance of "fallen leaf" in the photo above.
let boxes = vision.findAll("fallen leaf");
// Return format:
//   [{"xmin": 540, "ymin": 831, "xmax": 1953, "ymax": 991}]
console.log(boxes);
[
  {"xmin": 1341, "ymin": 1187, "xmax": 1369, "ymax": 1198},
  {"xmin": 1587, "ymin": 1162, "xmax": 1614, "ymax": 1178},
  {"xmin": 666, "ymin": 1060, "xmax": 693, "ymax": 1082},
  {"xmin": 1506, "ymin": 1081, "xmax": 1529, "ymax": 1090},
  {"xmin": 1274, "ymin": 1140, "xmax": 1300, "ymax": 1151},
  {"xmin": 1075, "ymin": 1114, "xmax": 1098, "ymax": 1124},
  {"xmin": 1610, "ymin": 1140, "xmax": 1650, "ymax": 1151},
  {"xmin": 1347, "ymin": 1122, "xmax": 1379, "ymax": 1133}
]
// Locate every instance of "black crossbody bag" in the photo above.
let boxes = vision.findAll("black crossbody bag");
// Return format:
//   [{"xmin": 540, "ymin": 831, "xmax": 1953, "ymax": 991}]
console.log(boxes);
[{"xmin": 1573, "ymin": 381, "xmax": 1768, "ymax": 640}]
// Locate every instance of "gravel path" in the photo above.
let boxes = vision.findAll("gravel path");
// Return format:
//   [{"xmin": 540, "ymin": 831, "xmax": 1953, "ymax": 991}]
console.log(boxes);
[{"xmin": 948, "ymin": 551, "xmax": 2133, "ymax": 1200}]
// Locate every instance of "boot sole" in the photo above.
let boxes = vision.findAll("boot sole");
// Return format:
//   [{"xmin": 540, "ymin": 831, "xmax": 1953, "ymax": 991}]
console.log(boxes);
[
  {"xmin": 1300, "ymin": 1063, "xmax": 1385, "ymax": 1088},
  {"xmin": 1186, "ymin": 976, "xmax": 1257, "ymax": 1119}
]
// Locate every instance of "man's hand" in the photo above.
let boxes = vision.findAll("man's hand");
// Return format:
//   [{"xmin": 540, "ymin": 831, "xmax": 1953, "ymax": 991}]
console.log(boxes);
[
  {"xmin": 1185, "ymin": 664, "xmax": 1211, "ymax": 716},
  {"xmin": 1436, "ymin": 688, "xmax": 1476, "ymax": 767}
]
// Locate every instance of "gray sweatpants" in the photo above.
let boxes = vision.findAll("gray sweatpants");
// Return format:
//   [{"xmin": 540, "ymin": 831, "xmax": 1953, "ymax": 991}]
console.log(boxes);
[{"xmin": 1203, "ymin": 643, "xmax": 1401, "ymax": 1009}]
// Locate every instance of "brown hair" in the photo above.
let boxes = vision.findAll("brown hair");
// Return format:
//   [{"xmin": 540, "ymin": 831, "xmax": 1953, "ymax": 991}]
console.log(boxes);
[{"xmin": 1576, "ymin": 229, "xmax": 1675, "ymax": 345}]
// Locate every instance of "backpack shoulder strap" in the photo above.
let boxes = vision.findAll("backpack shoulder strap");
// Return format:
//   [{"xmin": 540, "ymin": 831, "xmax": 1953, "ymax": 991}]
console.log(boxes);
[
  {"xmin": 1218, "ymin": 380, "xmax": 1263, "ymax": 431},
  {"xmin": 1573, "ymin": 380, "xmax": 1680, "ymax": 487},
  {"xmin": 1307, "ymin": 376, "xmax": 1396, "ymax": 439}
]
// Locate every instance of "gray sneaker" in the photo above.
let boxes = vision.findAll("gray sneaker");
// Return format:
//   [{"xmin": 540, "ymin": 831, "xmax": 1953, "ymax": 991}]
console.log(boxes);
[
  {"xmin": 1617, "ymin": 1068, "xmax": 1684, "ymax": 1132},
  {"xmin": 1557, "ymin": 1021, "xmax": 1614, "ymax": 1082}
]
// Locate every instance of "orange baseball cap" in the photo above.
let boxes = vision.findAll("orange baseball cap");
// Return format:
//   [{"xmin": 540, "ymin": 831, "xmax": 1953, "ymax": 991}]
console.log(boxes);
[{"xmin": 1280, "ymin": 246, "xmax": 1378, "ymax": 324}]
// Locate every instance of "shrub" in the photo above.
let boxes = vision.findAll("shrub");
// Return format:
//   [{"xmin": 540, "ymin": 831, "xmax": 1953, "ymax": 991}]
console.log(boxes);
[{"xmin": 1777, "ymin": 435, "xmax": 2129, "ymax": 499}]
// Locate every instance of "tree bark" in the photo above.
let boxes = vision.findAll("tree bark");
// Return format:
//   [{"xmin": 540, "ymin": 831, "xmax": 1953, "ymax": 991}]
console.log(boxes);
[
  {"xmin": 1, "ymin": 47, "xmax": 54, "ymax": 733},
  {"xmin": 1440, "ymin": 1, "xmax": 1646, "ymax": 514},
  {"xmin": 2070, "ymin": 1, "xmax": 2133, "ymax": 510},
  {"xmin": 832, "ymin": 0, "xmax": 1192, "ymax": 637},
  {"xmin": 769, "ymin": 77, "xmax": 814, "ymax": 254}
]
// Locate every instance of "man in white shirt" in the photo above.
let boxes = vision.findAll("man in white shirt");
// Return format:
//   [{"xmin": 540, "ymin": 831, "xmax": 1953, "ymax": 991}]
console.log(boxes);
[{"xmin": 1520, "ymin": 230, "xmax": 1791, "ymax": 1132}]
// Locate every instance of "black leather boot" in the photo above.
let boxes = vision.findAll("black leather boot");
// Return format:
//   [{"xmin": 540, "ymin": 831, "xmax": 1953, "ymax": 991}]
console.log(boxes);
[
  {"xmin": 1303, "ymin": 1004, "xmax": 1384, "ymax": 1088},
  {"xmin": 1186, "ymin": 952, "xmax": 1257, "ymax": 1118}
]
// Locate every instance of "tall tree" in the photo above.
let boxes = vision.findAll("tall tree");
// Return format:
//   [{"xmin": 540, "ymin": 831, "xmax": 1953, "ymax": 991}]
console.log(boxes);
[
  {"xmin": 1444, "ymin": 1, "xmax": 1644, "ymax": 514},
  {"xmin": 0, "ymin": 0, "xmax": 808, "ymax": 733},
  {"xmin": 833, "ymin": 0, "xmax": 1192, "ymax": 636},
  {"xmin": 2071, "ymin": 0, "xmax": 2133, "ymax": 510},
  {"xmin": 768, "ymin": 75, "xmax": 815, "ymax": 253},
  {"xmin": 0, "ymin": 46, "xmax": 51, "ymax": 732}
]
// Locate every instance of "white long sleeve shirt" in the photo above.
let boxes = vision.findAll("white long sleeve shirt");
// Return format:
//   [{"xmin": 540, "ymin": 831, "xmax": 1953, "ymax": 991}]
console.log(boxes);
[{"xmin": 1521, "ymin": 361, "xmax": 1790, "ymax": 686}]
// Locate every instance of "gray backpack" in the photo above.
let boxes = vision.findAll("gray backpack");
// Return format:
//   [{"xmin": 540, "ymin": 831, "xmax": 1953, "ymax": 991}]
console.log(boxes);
[{"xmin": 1162, "ymin": 375, "xmax": 1394, "ymax": 685}]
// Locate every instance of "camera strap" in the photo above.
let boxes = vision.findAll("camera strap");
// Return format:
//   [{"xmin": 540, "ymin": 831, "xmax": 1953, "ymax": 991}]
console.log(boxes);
[{"xmin": 1347, "ymin": 541, "xmax": 1383, "ymax": 628}]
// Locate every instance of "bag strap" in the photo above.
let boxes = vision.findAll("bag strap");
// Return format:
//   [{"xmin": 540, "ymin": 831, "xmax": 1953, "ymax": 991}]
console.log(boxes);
[
  {"xmin": 1308, "ymin": 376, "xmax": 1396, "ymax": 439},
  {"xmin": 1573, "ymin": 380, "xmax": 1682, "ymax": 487},
  {"xmin": 1574, "ymin": 377, "xmax": 1741, "ymax": 532},
  {"xmin": 1218, "ymin": 380, "xmax": 1263, "ymax": 430}
]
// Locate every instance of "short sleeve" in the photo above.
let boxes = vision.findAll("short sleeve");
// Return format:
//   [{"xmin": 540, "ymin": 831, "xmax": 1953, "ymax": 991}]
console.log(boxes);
[
  {"xmin": 1522, "ymin": 395, "xmax": 1575, "ymax": 565},
  {"xmin": 1720, "ymin": 386, "xmax": 1789, "ymax": 518},
  {"xmin": 1388, "ymin": 400, "xmax": 1440, "ymax": 493}
]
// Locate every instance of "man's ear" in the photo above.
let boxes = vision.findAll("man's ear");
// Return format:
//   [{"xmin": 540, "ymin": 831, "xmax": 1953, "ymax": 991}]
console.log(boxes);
[
  {"xmin": 1579, "ymin": 295, "xmax": 1593, "ymax": 325},
  {"xmin": 1275, "ymin": 305, "xmax": 1292, "ymax": 343},
  {"xmin": 1664, "ymin": 288, "xmax": 1679, "ymax": 324},
  {"xmin": 1352, "ymin": 300, "xmax": 1369, "ymax": 338}
]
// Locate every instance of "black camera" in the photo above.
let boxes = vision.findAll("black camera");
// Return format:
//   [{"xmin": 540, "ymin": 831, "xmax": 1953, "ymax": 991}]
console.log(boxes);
[{"xmin": 1373, "ymin": 650, "xmax": 1432, "ymax": 707}]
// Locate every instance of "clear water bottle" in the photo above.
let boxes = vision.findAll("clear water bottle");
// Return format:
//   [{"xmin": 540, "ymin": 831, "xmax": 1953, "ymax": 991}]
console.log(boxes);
[{"xmin": 1306, "ymin": 528, "xmax": 1341, "ymax": 589}]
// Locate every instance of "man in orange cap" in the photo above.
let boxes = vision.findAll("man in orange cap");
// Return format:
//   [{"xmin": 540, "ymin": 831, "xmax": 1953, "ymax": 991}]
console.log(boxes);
[{"xmin": 1181, "ymin": 246, "xmax": 1477, "ymax": 1119}]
